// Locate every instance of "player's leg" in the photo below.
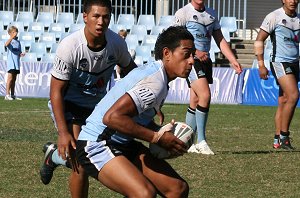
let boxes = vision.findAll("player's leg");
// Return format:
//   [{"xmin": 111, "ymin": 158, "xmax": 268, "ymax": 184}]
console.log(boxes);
[
  {"xmin": 10, "ymin": 72, "xmax": 17, "ymax": 97},
  {"xmin": 273, "ymin": 91, "xmax": 286, "ymax": 149},
  {"xmin": 69, "ymin": 123, "xmax": 89, "ymax": 198},
  {"xmin": 76, "ymin": 140, "xmax": 156, "ymax": 197},
  {"xmin": 5, "ymin": 72, "xmax": 13, "ymax": 100},
  {"xmin": 277, "ymin": 75, "xmax": 298, "ymax": 149},
  {"xmin": 135, "ymin": 146, "xmax": 189, "ymax": 198}
]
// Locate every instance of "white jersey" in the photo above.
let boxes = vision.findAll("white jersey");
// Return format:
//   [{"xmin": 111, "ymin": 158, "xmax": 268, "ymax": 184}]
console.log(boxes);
[
  {"xmin": 78, "ymin": 60, "xmax": 169, "ymax": 144},
  {"xmin": 260, "ymin": 7, "xmax": 300, "ymax": 63},
  {"xmin": 173, "ymin": 3, "xmax": 220, "ymax": 52},
  {"xmin": 51, "ymin": 28, "xmax": 132, "ymax": 109}
]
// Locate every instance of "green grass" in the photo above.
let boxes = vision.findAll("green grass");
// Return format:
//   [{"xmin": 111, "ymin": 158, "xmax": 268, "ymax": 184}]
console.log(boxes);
[{"xmin": 1, "ymin": 98, "xmax": 300, "ymax": 197}]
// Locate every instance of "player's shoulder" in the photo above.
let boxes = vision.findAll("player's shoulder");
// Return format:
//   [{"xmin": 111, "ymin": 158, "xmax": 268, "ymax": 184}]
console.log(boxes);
[
  {"xmin": 106, "ymin": 29, "xmax": 125, "ymax": 43},
  {"xmin": 58, "ymin": 30, "xmax": 83, "ymax": 52}
]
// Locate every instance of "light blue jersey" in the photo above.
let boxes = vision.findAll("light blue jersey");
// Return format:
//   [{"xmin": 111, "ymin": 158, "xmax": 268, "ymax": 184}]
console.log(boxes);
[
  {"xmin": 51, "ymin": 28, "xmax": 132, "ymax": 109},
  {"xmin": 174, "ymin": 3, "xmax": 220, "ymax": 53},
  {"xmin": 260, "ymin": 7, "xmax": 300, "ymax": 63},
  {"xmin": 6, "ymin": 38, "xmax": 21, "ymax": 71},
  {"xmin": 78, "ymin": 60, "xmax": 169, "ymax": 144}
]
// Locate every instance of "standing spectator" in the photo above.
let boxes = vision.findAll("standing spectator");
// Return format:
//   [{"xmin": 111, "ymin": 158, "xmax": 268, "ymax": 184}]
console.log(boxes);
[
  {"xmin": 4, "ymin": 26, "xmax": 24, "ymax": 100},
  {"xmin": 255, "ymin": 0, "xmax": 300, "ymax": 149},
  {"xmin": 39, "ymin": 0, "xmax": 137, "ymax": 198},
  {"xmin": 173, "ymin": 0, "xmax": 242, "ymax": 154},
  {"xmin": 76, "ymin": 25, "xmax": 195, "ymax": 198}
]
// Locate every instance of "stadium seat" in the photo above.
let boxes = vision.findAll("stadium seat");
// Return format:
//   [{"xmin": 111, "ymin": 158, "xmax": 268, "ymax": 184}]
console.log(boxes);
[
  {"xmin": 41, "ymin": 53, "xmax": 56, "ymax": 63},
  {"xmin": 125, "ymin": 34, "xmax": 139, "ymax": 51},
  {"xmin": 16, "ymin": 11, "xmax": 34, "ymax": 30},
  {"xmin": 20, "ymin": 41, "xmax": 26, "ymax": 52},
  {"xmin": 36, "ymin": 12, "xmax": 54, "ymax": 30},
  {"xmin": 28, "ymin": 22, "xmax": 45, "ymax": 40},
  {"xmin": 109, "ymin": 24, "xmax": 127, "ymax": 34},
  {"xmin": 220, "ymin": 17, "xmax": 237, "ymax": 33},
  {"xmin": 50, "ymin": 42, "xmax": 59, "ymax": 53},
  {"xmin": 0, "ymin": 11, "xmax": 14, "ymax": 27},
  {"xmin": 48, "ymin": 23, "xmax": 66, "ymax": 40},
  {"xmin": 19, "ymin": 31, "xmax": 35, "ymax": 48},
  {"xmin": 150, "ymin": 25, "xmax": 166, "ymax": 35},
  {"xmin": 134, "ymin": 55, "xmax": 144, "ymax": 67},
  {"xmin": 56, "ymin": 12, "xmax": 74, "ymax": 30},
  {"xmin": 130, "ymin": 25, "xmax": 148, "ymax": 42},
  {"xmin": 117, "ymin": 14, "xmax": 135, "ymax": 31},
  {"xmin": 38, "ymin": 32, "xmax": 56, "ymax": 48},
  {"xmin": 8, "ymin": 21, "xmax": 25, "ymax": 32},
  {"xmin": 21, "ymin": 52, "xmax": 38, "ymax": 62},
  {"xmin": 69, "ymin": 23, "xmax": 84, "ymax": 33},
  {"xmin": 135, "ymin": 45, "xmax": 152, "ymax": 63},
  {"xmin": 221, "ymin": 27, "xmax": 231, "ymax": 42},
  {"xmin": 0, "ymin": 21, "xmax": 3, "ymax": 31},
  {"xmin": 0, "ymin": 30, "xmax": 9, "ymax": 42},
  {"xmin": 1, "ymin": 52, "xmax": 7, "ymax": 61},
  {"xmin": 110, "ymin": 13, "xmax": 115, "ymax": 25},
  {"xmin": 158, "ymin": 15, "xmax": 175, "ymax": 27},
  {"xmin": 137, "ymin": 14, "xmax": 155, "ymax": 31},
  {"xmin": 29, "ymin": 42, "xmax": 47, "ymax": 59},
  {"xmin": 0, "ymin": 41, "xmax": 5, "ymax": 53},
  {"xmin": 76, "ymin": 13, "xmax": 84, "ymax": 24},
  {"xmin": 141, "ymin": 35, "xmax": 157, "ymax": 52}
]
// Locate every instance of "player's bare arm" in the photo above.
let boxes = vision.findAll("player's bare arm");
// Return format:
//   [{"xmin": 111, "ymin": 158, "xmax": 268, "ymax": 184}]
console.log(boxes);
[
  {"xmin": 103, "ymin": 93, "xmax": 186, "ymax": 154},
  {"xmin": 50, "ymin": 77, "xmax": 76, "ymax": 160},
  {"xmin": 255, "ymin": 29, "xmax": 270, "ymax": 80},
  {"xmin": 213, "ymin": 29, "xmax": 243, "ymax": 74}
]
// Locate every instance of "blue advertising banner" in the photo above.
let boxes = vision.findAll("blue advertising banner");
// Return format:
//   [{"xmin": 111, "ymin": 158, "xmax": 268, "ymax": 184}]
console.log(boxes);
[{"xmin": 242, "ymin": 68, "xmax": 300, "ymax": 106}]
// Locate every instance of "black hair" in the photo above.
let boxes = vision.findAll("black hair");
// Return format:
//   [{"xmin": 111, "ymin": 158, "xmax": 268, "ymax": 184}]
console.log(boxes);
[
  {"xmin": 154, "ymin": 26, "xmax": 194, "ymax": 60},
  {"xmin": 83, "ymin": 0, "xmax": 112, "ymax": 14}
]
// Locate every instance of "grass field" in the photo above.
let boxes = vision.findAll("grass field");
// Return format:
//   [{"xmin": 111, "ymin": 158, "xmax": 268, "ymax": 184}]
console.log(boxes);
[{"xmin": 1, "ymin": 98, "xmax": 300, "ymax": 198}]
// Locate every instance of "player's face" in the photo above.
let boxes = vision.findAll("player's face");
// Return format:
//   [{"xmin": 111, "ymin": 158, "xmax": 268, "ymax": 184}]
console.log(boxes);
[
  {"xmin": 283, "ymin": 0, "xmax": 299, "ymax": 12},
  {"xmin": 84, "ymin": 5, "xmax": 111, "ymax": 37},
  {"xmin": 168, "ymin": 39, "xmax": 195, "ymax": 79}
]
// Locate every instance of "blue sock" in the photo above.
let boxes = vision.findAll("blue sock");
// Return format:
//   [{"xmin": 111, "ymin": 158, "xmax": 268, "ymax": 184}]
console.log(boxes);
[
  {"xmin": 196, "ymin": 105, "xmax": 209, "ymax": 142},
  {"xmin": 51, "ymin": 149, "xmax": 67, "ymax": 166},
  {"xmin": 186, "ymin": 107, "xmax": 196, "ymax": 131}
]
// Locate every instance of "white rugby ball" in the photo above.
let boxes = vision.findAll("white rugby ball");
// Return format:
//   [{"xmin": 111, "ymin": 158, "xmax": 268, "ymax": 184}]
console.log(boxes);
[{"xmin": 149, "ymin": 122, "xmax": 194, "ymax": 159}]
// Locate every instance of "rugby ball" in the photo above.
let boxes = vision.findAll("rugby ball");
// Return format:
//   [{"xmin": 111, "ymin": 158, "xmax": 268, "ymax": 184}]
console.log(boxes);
[{"xmin": 149, "ymin": 122, "xmax": 194, "ymax": 159}]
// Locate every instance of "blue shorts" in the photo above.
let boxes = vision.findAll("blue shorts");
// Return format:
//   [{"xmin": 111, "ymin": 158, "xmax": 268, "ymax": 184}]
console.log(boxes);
[{"xmin": 76, "ymin": 139, "xmax": 145, "ymax": 180}]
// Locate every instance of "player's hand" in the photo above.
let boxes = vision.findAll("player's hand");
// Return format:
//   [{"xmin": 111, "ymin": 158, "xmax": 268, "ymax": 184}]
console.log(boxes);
[
  {"xmin": 195, "ymin": 50, "xmax": 209, "ymax": 62},
  {"xmin": 231, "ymin": 61, "xmax": 243, "ymax": 74},
  {"xmin": 158, "ymin": 131, "xmax": 187, "ymax": 157},
  {"xmin": 259, "ymin": 66, "xmax": 269, "ymax": 80},
  {"xmin": 57, "ymin": 132, "xmax": 76, "ymax": 161}
]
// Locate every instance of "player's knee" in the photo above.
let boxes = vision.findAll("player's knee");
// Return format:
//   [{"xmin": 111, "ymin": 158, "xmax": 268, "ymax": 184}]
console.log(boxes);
[
  {"xmin": 127, "ymin": 184, "xmax": 156, "ymax": 198},
  {"xmin": 166, "ymin": 180, "xmax": 189, "ymax": 198},
  {"xmin": 287, "ymin": 91, "xmax": 299, "ymax": 104}
]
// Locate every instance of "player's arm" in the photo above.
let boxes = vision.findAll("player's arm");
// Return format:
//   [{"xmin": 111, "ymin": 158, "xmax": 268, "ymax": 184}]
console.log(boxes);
[
  {"xmin": 212, "ymin": 29, "xmax": 242, "ymax": 74},
  {"xmin": 103, "ymin": 93, "xmax": 186, "ymax": 154},
  {"xmin": 50, "ymin": 76, "xmax": 75, "ymax": 160},
  {"xmin": 118, "ymin": 58, "xmax": 137, "ymax": 78},
  {"xmin": 255, "ymin": 29, "xmax": 269, "ymax": 80}
]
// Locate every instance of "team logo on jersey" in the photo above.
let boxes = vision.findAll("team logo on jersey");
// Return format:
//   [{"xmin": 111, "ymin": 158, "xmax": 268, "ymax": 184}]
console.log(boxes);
[
  {"xmin": 282, "ymin": 19, "xmax": 287, "ymax": 25},
  {"xmin": 94, "ymin": 55, "xmax": 103, "ymax": 61},
  {"xmin": 193, "ymin": 15, "xmax": 198, "ymax": 21},
  {"xmin": 79, "ymin": 58, "xmax": 89, "ymax": 70},
  {"xmin": 107, "ymin": 55, "xmax": 116, "ymax": 64},
  {"xmin": 209, "ymin": 15, "xmax": 215, "ymax": 20}
]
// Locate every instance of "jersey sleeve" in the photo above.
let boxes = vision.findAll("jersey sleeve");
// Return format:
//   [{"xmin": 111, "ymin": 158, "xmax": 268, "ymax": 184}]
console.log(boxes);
[
  {"xmin": 51, "ymin": 39, "xmax": 73, "ymax": 80},
  {"xmin": 127, "ymin": 85, "xmax": 157, "ymax": 114},
  {"xmin": 260, "ymin": 12, "xmax": 276, "ymax": 34},
  {"xmin": 173, "ymin": 9, "xmax": 186, "ymax": 26},
  {"xmin": 115, "ymin": 37, "xmax": 132, "ymax": 69}
]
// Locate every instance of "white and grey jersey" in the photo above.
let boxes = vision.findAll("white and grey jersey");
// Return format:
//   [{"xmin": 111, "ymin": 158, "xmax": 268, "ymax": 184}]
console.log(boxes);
[
  {"xmin": 78, "ymin": 60, "xmax": 169, "ymax": 144},
  {"xmin": 173, "ymin": 3, "xmax": 220, "ymax": 52},
  {"xmin": 51, "ymin": 28, "xmax": 132, "ymax": 109},
  {"xmin": 260, "ymin": 7, "xmax": 300, "ymax": 63}
]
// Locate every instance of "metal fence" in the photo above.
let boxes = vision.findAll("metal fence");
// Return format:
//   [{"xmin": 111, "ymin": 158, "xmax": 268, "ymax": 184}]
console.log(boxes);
[{"xmin": 0, "ymin": 0, "xmax": 248, "ymax": 38}]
